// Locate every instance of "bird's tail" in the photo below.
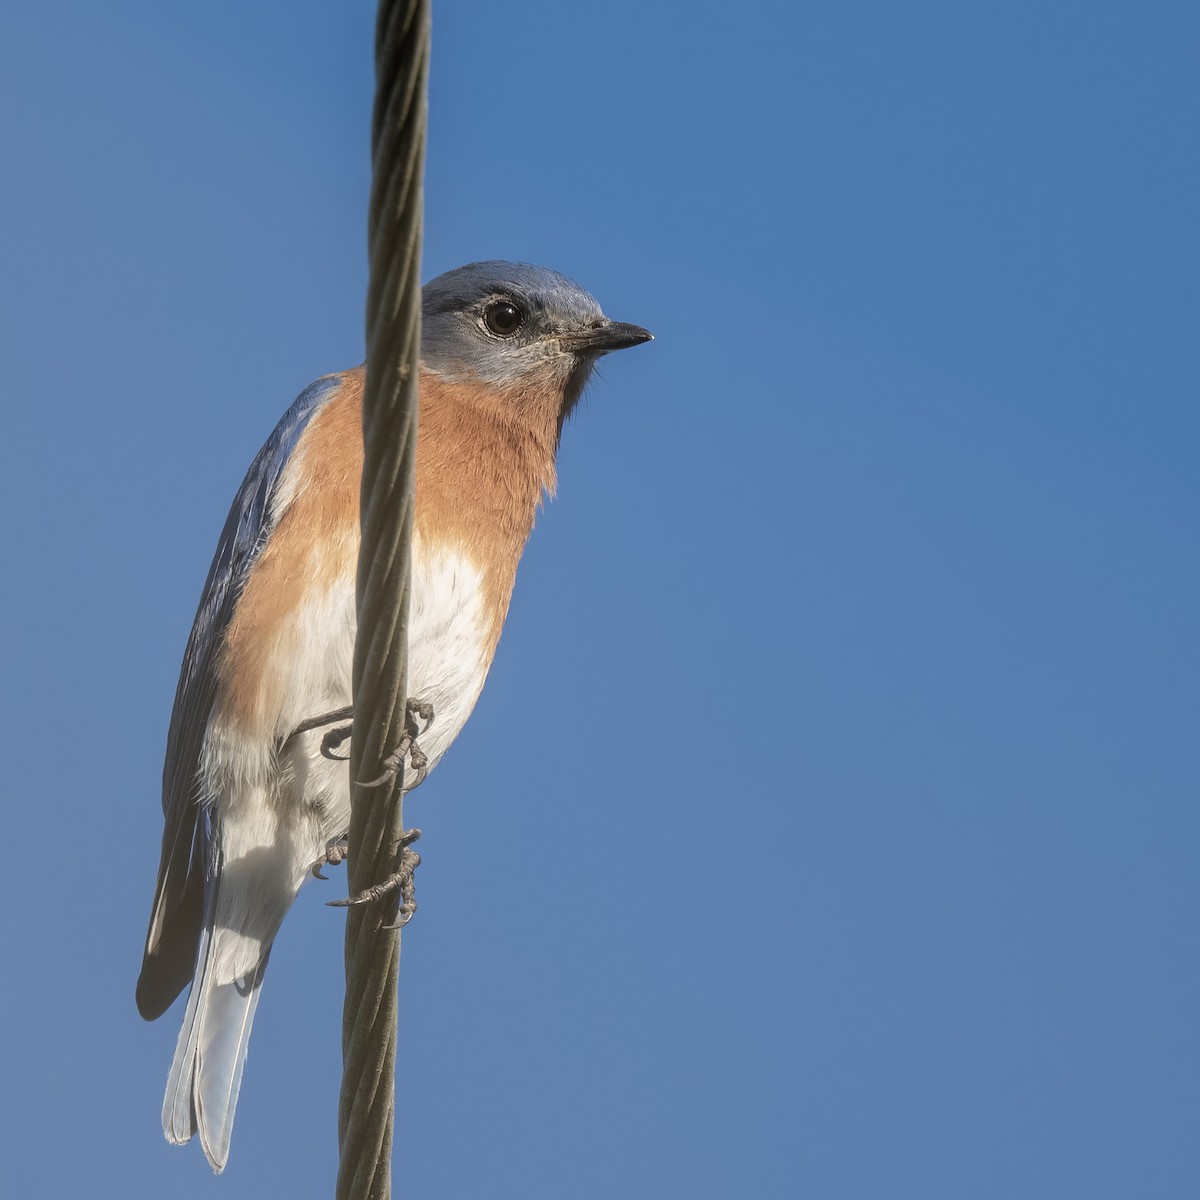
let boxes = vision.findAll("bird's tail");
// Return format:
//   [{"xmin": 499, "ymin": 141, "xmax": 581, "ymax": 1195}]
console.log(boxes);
[{"xmin": 162, "ymin": 878, "xmax": 271, "ymax": 1175}]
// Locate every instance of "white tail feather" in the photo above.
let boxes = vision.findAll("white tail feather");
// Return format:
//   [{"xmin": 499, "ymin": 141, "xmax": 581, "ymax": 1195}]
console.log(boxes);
[{"xmin": 162, "ymin": 909, "xmax": 270, "ymax": 1174}]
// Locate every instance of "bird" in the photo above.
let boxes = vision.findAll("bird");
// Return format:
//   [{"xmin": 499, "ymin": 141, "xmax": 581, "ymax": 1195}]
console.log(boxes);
[{"xmin": 137, "ymin": 261, "xmax": 652, "ymax": 1173}]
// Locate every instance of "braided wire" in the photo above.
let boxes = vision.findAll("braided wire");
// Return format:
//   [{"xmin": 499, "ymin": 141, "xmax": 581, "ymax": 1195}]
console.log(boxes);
[{"xmin": 337, "ymin": 3, "xmax": 430, "ymax": 1197}]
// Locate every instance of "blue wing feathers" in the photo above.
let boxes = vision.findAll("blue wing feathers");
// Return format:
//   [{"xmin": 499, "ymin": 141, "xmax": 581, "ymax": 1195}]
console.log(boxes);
[
  {"xmin": 169, "ymin": 373, "xmax": 345, "ymax": 779},
  {"xmin": 137, "ymin": 374, "xmax": 345, "ymax": 1021}
]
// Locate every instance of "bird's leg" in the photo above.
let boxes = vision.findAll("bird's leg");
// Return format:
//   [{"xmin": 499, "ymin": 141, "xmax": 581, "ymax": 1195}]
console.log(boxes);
[
  {"xmin": 310, "ymin": 836, "xmax": 349, "ymax": 880},
  {"xmin": 327, "ymin": 828, "xmax": 423, "ymax": 929},
  {"xmin": 285, "ymin": 704, "xmax": 354, "ymax": 742},
  {"xmin": 283, "ymin": 700, "xmax": 433, "ymax": 779},
  {"xmin": 358, "ymin": 699, "xmax": 435, "ymax": 790},
  {"xmin": 281, "ymin": 704, "xmax": 355, "ymax": 760}
]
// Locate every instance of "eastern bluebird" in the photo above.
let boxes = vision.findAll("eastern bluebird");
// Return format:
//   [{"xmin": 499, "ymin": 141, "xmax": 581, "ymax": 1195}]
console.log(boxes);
[{"xmin": 137, "ymin": 261, "xmax": 651, "ymax": 1172}]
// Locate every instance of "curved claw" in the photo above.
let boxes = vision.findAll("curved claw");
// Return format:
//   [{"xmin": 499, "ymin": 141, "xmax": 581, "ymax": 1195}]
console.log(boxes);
[
  {"xmin": 357, "ymin": 749, "xmax": 405, "ymax": 789},
  {"xmin": 381, "ymin": 903, "xmax": 417, "ymax": 931},
  {"xmin": 310, "ymin": 837, "xmax": 349, "ymax": 881},
  {"xmin": 409, "ymin": 700, "xmax": 435, "ymax": 734},
  {"xmin": 321, "ymin": 724, "xmax": 353, "ymax": 762}
]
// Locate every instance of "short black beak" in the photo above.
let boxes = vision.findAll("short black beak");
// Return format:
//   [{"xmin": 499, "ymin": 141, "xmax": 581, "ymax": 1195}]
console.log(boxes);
[{"xmin": 560, "ymin": 320, "xmax": 654, "ymax": 354}]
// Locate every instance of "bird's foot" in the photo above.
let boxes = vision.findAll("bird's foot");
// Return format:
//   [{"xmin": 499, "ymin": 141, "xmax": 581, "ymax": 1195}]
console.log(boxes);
[
  {"xmin": 358, "ymin": 699, "xmax": 435, "ymax": 790},
  {"xmin": 310, "ymin": 837, "xmax": 349, "ymax": 881},
  {"xmin": 284, "ymin": 700, "xmax": 433, "ymax": 781},
  {"xmin": 327, "ymin": 829, "xmax": 422, "ymax": 929},
  {"xmin": 281, "ymin": 704, "xmax": 354, "ymax": 759}
]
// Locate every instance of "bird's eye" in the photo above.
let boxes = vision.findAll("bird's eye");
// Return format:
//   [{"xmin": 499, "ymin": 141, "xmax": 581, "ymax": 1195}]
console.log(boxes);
[{"xmin": 483, "ymin": 300, "xmax": 523, "ymax": 337}]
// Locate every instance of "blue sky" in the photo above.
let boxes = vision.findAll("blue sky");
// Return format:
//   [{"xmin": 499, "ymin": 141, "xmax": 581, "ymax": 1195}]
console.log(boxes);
[{"xmin": 1, "ymin": 2, "xmax": 1197, "ymax": 1196}]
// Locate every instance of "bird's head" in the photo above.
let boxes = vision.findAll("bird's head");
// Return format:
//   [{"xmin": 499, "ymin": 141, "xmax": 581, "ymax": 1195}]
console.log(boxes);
[{"xmin": 421, "ymin": 261, "xmax": 652, "ymax": 431}]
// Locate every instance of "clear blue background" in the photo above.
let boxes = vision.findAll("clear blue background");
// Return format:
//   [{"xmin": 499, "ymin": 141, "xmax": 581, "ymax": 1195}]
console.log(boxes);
[{"xmin": 1, "ymin": 2, "xmax": 1196, "ymax": 1196}]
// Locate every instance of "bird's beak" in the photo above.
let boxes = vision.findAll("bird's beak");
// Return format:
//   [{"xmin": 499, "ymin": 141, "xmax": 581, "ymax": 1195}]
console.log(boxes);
[{"xmin": 559, "ymin": 320, "xmax": 654, "ymax": 354}]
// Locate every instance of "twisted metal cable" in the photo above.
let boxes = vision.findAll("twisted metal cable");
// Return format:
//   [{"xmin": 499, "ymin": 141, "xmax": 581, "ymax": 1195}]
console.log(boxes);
[{"xmin": 337, "ymin": 3, "xmax": 429, "ymax": 1197}]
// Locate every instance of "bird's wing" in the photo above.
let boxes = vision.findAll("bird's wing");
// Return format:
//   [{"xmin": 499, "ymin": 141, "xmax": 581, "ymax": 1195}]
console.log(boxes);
[{"xmin": 137, "ymin": 374, "xmax": 345, "ymax": 1020}]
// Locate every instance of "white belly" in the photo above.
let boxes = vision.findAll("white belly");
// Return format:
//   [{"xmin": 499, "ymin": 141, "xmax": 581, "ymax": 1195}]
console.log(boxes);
[
  {"xmin": 405, "ymin": 541, "xmax": 493, "ymax": 768},
  {"xmin": 283, "ymin": 538, "xmax": 492, "ymax": 842}
]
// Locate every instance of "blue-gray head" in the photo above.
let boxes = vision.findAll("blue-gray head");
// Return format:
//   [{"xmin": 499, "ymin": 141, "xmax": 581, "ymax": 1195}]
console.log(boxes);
[{"xmin": 421, "ymin": 262, "xmax": 652, "ymax": 413}]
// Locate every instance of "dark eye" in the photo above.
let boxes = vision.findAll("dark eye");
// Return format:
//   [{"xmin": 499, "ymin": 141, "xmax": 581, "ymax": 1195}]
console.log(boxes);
[{"xmin": 484, "ymin": 300, "xmax": 523, "ymax": 337}]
